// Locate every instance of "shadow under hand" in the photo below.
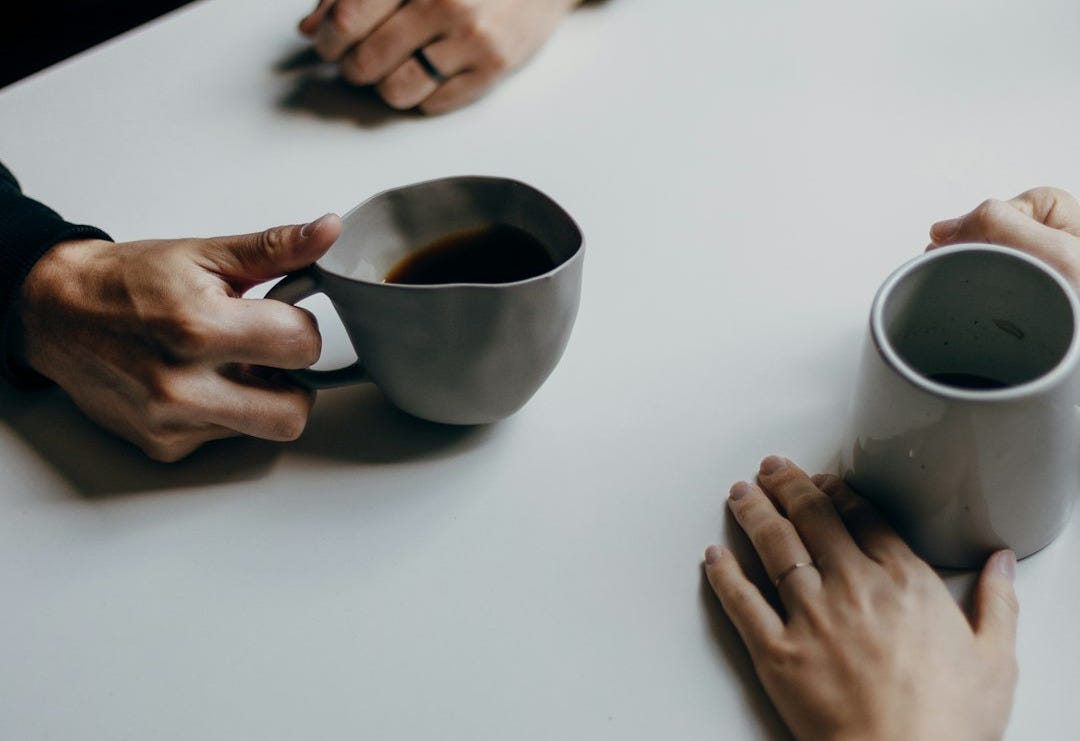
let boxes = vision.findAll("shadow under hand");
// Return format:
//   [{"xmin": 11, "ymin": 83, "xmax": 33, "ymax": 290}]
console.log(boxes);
[
  {"xmin": 0, "ymin": 385, "xmax": 279, "ymax": 499},
  {"xmin": 291, "ymin": 385, "xmax": 495, "ymax": 464},
  {"xmin": 698, "ymin": 507, "xmax": 794, "ymax": 740},
  {"xmin": 275, "ymin": 44, "xmax": 408, "ymax": 129}
]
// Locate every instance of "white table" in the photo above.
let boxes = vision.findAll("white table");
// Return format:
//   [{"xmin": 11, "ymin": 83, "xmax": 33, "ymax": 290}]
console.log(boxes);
[{"xmin": 2, "ymin": 1, "xmax": 1079, "ymax": 738}]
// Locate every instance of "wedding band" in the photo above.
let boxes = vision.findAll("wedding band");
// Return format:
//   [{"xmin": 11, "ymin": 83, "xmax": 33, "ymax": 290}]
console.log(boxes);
[
  {"xmin": 413, "ymin": 48, "xmax": 446, "ymax": 84},
  {"xmin": 773, "ymin": 560, "xmax": 814, "ymax": 588}
]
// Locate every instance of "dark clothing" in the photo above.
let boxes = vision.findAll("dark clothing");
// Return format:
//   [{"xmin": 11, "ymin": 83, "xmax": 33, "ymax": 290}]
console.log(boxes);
[
  {"xmin": 1, "ymin": 1, "xmax": 195, "ymax": 88},
  {"xmin": 2, "ymin": 3, "xmax": 195, "ymax": 380},
  {"xmin": 0, "ymin": 162, "xmax": 111, "ymax": 386}
]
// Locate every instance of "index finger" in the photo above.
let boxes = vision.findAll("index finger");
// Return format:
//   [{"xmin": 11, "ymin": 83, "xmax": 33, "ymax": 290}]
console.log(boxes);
[
  {"xmin": 313, "ymin": 0, "xmax": 401, "ymax": 61},
  {"xmin": 756, "ymin": 457, "xmax": 867, "ymax": 575},
  {"xmin": 201, "ymin": 296, "xmax": 322, "ymax": 370},
  {"xmin": 299, "ymin": 0, "xmax": 335, "ymax": 36}
]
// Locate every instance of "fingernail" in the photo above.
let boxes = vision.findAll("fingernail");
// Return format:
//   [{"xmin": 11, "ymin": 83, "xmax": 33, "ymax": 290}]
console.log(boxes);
[
  {"xmin": 759, "ymin": 456, "xmax": 787, "ymax": 475},
  {"xmin": 301, "ymin": 213, "xmax": 333, "ymax": 238},
  {"xmin": 995, "ymin": 550, "xmax": 1017, "ymax": 582},
  {"xmin": 729, "ymin": 481, "xmax": 753, "ymax": 501},
  {"xmin": 705, "ymin": 545, "xmax": 723, "ymax": 565},
  {"xmin": 930, "ymin": 217, "xmax": 961, "ymax": 243}
]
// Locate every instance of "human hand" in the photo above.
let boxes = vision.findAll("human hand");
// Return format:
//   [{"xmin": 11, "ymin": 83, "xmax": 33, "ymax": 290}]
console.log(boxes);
[
  {"xmin": 704, "ymin": 457, "xmax": 1018, "ymax": 741},
  {"xmin": 13, "ymin": 214, "xmax": 342, "ymax": 462},
  {"xmin": 298, "ymin": 0, "xmax": 579, "ymax": 114},
  {"xmin": 928, "ymin": 186, "xmax": 1080, "ymax": 290}
]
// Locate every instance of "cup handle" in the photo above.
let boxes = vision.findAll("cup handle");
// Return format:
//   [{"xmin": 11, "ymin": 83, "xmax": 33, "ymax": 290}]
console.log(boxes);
[{"xmin": 264, "ymin": 268, "xmax": 370, "ymax": 389}]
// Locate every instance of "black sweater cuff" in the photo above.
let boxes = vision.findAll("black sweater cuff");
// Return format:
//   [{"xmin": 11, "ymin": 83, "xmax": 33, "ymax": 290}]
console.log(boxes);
[{"xmin": 0, "ymin": 162, "xmax": 112, "ymax": 388}]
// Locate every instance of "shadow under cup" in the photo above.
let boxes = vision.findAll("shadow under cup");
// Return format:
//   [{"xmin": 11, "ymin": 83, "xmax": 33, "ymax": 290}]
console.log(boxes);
[
  {"xmin": 268, "ymin": 176, "xmax": 584, "ymax": 426},
  {"xmin": 844, "ymin": 245, "xmax": 1080, "ymax": 567}
]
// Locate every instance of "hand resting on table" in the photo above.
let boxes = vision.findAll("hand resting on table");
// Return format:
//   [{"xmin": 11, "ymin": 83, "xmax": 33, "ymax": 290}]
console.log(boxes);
[
  {"xmin": 298, "ymin": 0, "xmax": 582, "ymax": 114},
  {"xmin": 705, "ymin": 456, "xmax": 1018, "ymax": 741}
]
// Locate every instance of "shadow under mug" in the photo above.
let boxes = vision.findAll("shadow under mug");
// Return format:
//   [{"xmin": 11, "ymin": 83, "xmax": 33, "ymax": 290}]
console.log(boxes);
[
  {"xmin": 842, "ymin": 244, "xmax": 1080, "ymax": 568},
  {"xmin": 266, "ymin": 176, "xmax": 584, "ymax": 425}
]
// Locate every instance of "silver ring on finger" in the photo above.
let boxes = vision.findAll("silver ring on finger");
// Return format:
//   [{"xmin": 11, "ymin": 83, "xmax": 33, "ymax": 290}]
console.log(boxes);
[
  {"xmin": 413, "ymin": 47, "xmax": 446, "ymax": 84},
  {"xmin": 773, "ymin": 560, "xmax": 815, "ymax": 588}
]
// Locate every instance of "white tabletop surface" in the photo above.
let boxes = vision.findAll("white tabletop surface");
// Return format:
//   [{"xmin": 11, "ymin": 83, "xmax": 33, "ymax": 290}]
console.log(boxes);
[{"xmin": 2, "ymin": 0, "xmax": 1080, "ymax": 738}]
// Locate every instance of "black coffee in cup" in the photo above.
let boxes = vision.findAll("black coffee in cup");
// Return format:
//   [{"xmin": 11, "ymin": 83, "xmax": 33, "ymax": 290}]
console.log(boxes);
[{"xmin": 384, "ymin": 224, "xmax": 556, "ymax": 285}]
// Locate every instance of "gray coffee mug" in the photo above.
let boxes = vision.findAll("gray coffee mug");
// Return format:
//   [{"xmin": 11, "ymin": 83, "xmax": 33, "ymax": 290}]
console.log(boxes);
[
  {"xmin": 266, "ymin": 176, "xmax": 584, "ymax": 425},
  {"xmin": 841, "ymin": 244, "xmax": 1080, "ymax": 568}
]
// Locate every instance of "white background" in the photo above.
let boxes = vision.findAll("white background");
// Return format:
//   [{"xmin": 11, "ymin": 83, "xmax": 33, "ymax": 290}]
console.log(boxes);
[{"xmin": 1, "ymin": 0, "xmax": 1079, "ymax": 738}]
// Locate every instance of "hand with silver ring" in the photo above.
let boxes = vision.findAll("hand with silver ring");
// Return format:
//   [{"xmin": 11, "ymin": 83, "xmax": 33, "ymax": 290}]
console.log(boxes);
[
  {"xmin": 298, "ymin": 0, "xmax": 583, "ymax": 114},
  {"xmin": 704, "ymin": 456, "xmax": 1019, "ymax": 741}
]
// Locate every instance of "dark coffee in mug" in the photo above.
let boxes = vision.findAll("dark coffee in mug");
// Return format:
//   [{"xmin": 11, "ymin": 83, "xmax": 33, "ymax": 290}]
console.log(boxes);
[{"xmin": 384, "ymin": 224, "xmax": 556, "ymax": 285}]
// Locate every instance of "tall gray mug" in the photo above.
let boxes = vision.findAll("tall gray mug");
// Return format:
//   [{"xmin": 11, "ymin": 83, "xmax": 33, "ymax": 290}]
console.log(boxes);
[
  {"xmin": 842, "ymin": 244, "xmax": 1080, "ymax": 568},
  {"xmin": 266, "ymin": 176, "xmax": 584, "ymax": 425}
]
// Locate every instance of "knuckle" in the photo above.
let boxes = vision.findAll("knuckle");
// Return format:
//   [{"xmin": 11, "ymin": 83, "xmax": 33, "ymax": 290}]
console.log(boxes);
[
  {"xmin": 257, "ymin": 226, "xmax": 290, "ymax": 265},
  {"xmin": 754, "ymin": 519, "xmax": 794, "ymax": 552},
  {"xmin": 462, "ymin": 18, "xmax": 498, "ymax": 54},
  {"xmin": 377, "ymin": 76, "xmax": 418, "ymax": 110},
  {"xmin": 154, "ymin": 309, "xmax": 214, "ymax": 359},
  {"xmin": 757, "ymin": 634, "xmax": 800, "ymax": 667},
  {"xmin": 143, "ymin": 370, "xmax": 182, "ymax": 412},
  {"xmin": 328, "ymin": 1, "xmax": 359, "ymax": 35},
  {"xmin": 1028, "ymin": 186, "xmax": 1077, "ymax": 218},
  {"xmin": 788, "ymin": 491, "xmax": 833, "ymax": 523},
  {"xmin": 140, "ymin": 433, "xmax": 190, "ymax": 463},
  {"xmin": 1023, "ymin": 185, "xmax": 1063, "ymax": 203},
  {"xmin": 343, "ymin": 44, "xmax": 379, "ymax": 84},
  {"xmin": 142, "ymin": 375, "xmax": 200, "ymax": 430},
  {"xmin": 972, "ymin": 198, "xmax": 1006, "ymax": 227}
]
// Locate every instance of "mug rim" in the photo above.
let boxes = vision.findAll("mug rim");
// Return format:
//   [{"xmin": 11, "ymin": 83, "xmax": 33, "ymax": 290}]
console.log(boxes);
[
  {"xmin": 319, "ymin": 175, "xmax": 584, "ymax": 290},
  {"xmin": 870, "ymin": 243, "xmax": 1080, "ymax": 401}
]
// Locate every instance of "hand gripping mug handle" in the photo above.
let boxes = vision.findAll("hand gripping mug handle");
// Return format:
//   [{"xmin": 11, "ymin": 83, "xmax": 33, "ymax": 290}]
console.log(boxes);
[{"xmin": 264, "ymin": 268, "xmax": 370, "ymax": 389}]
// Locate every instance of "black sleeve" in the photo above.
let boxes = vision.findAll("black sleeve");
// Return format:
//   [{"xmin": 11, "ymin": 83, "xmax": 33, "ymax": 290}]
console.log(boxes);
[{"xmin": 0, "ymin": 161, "xmax": 113, "ymax": 387}]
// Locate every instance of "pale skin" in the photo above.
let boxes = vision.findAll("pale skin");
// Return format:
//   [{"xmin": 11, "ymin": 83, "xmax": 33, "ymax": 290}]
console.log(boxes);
[
  {"xmin": 704, "ymin": 189, "xmax": 1080, "ymax": 739},
  {"xmin": 13, "ymin": 214, "xmax": 343, "ymax": 462},
  {"xmin": 927, "ymin": 186, "xmax": 1080, "ymax": 290},
  {"xmin": 705, "ymin": 456, "xmax": 1018, "ymax": 741},
  {"xmin": 298, "ymin": 0, "xmax": 581, "ymax": 114}
]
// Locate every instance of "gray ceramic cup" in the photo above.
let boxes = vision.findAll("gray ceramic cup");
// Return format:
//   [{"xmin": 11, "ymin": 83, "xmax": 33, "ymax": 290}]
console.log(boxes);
[
  {"xmin": 841, "ymin": 244, "xmax": 1080, "ymax": 568},
  {"xmin": 265, "ymin": 176, "xmax": 584, "ymax": 425}
]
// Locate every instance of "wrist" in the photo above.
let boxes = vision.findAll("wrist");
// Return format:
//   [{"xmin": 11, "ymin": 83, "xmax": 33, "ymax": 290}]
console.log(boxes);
[{"xmin": 13, "ymin": 238, "xmax": 112, "ymax": 380}]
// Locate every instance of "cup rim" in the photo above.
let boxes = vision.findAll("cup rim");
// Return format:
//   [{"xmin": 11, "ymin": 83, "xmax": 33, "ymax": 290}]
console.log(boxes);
[
  {"xmin": 870, "ymin": 243, "xmax": 1080, "ymax": 400},
  {"xmin": 320, "ymin": 175, "xmax": 584, "ymax": 290}
]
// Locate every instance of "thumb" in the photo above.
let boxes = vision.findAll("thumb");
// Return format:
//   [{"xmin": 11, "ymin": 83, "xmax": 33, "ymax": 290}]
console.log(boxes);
[
  {"xmin": 200, "ymin": 213, "xmax": 341, "ymax": 285},
  {"xmin": 926, "ymin": 196, "xmax": 1080, "ymax": 282},
  {"xmin": 973, "ymin": 549, "xmax": 1019, "ymax": 650},
  {"xmin": 928, "ymin": 197, "xmax": 1070, "ymax": 252}
]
